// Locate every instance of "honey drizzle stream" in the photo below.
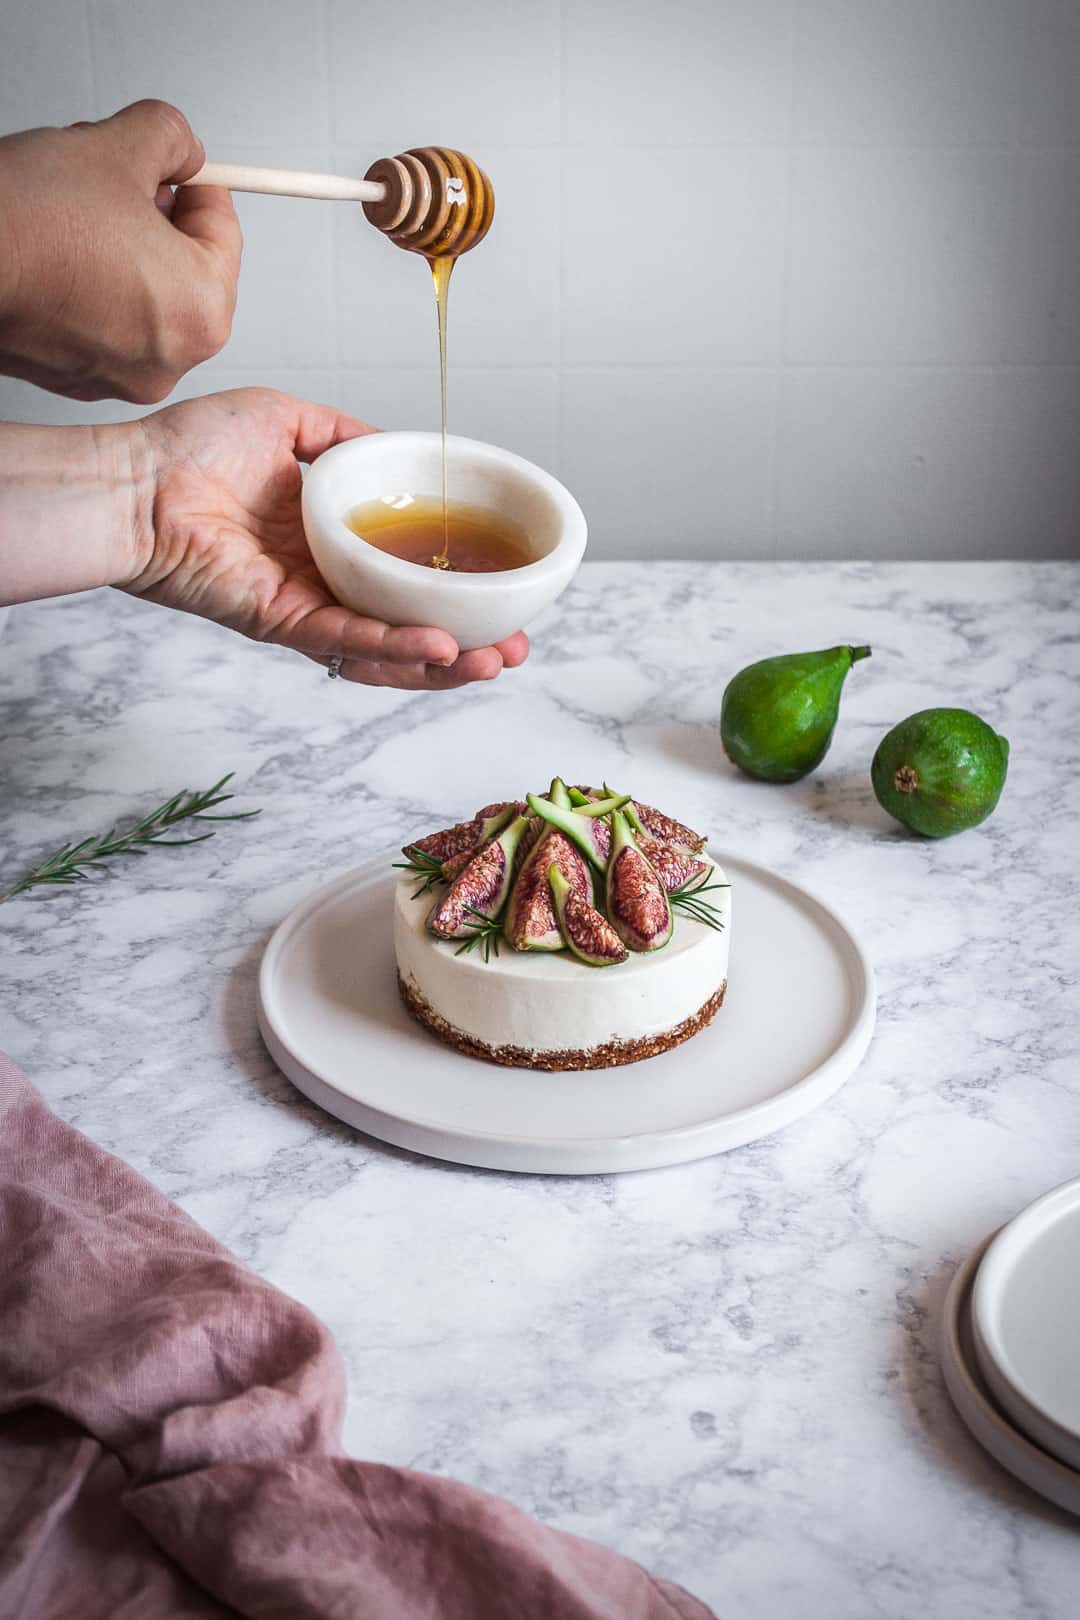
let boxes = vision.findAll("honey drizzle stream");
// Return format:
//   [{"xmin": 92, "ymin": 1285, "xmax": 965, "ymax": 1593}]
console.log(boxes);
[{"xmin": 428, "ymin": 254, "xmax": 455, "ymax": 569}]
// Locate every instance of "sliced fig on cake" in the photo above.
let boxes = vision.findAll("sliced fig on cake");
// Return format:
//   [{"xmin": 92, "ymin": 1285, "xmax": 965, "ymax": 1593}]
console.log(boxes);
[
  {"xmin": 404, "ymin": 801, "xmax": 515, "ymax": 865},
  {"xmin": 439, "ymin": 845, "xmax": 481, "ymax": 882},
  {"xmin": 576, "ymin": 786, "xmax": 707, "ymax": 854},
  {"xmin": 504, "ymin": 829, "xmax": 593, "ymax": 951},
  {"xmin": 634, "ymin": 832, "xmax": 710, "ymax": 894},
  {"xmin": 628, "ymin": 800, "xmax": 706, "ymax": 853},
  {"xmin": 605, "ymin": 809, "xmax": 673, "ymax": 952},
  {"xmin": 526, "ymin": 792, "xmax": 627, "ymax": 871},
  {"xmin": 548, "ymin": 865, "xmax": 628, "ymax": 967},
  {"xmin": 512, "ymin": 811, "xmax": 546, "ymax": 878},
  {"xmin": 427, "ymin": 814, "xmax": 530, "ymax": 940}
]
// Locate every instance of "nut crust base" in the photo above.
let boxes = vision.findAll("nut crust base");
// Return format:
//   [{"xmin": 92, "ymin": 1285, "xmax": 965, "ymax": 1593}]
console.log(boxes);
[{"xmin": 398, "ymin": 973, "xmax": 727, "ymax": 1071}]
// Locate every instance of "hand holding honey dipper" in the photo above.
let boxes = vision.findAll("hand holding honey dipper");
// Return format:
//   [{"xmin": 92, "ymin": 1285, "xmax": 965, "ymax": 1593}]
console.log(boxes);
[{"xmin": 0, "ymin": 107, "xmax": 527, "ymax": 688}]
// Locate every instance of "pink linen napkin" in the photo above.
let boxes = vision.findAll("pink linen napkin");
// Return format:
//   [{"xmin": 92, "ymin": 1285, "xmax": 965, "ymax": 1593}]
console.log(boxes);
[{"xmin": 0, "ymin": 1052, "xmax": 716, "ymax": 1620}]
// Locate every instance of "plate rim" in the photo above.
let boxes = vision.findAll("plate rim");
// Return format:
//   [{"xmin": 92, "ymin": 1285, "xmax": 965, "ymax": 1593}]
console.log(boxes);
[
  {"xmin": 256, "ymin": 847, "xmax": 876, "ymax": 1171},
  {"xmin": 969, "ymin": 1177, "xmax": 1080, "ymax": 1467},
  {"xmin": 940, "ymin": 1239, "xmax": 1080, "ymax": 1517}
]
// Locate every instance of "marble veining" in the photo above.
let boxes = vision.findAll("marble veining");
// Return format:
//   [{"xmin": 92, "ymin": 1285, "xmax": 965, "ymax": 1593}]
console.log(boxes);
[{"xmin": 1, "ymin": 562, "xmax": 1078, "ymax": 1618}]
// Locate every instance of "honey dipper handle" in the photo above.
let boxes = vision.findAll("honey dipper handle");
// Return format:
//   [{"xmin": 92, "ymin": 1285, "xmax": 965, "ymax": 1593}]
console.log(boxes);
[{"xmin": 182, "ymin": 162, "xmax": 386, "ymax": 204}]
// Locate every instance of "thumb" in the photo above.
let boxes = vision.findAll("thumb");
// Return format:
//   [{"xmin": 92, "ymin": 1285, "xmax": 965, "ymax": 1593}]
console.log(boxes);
[
  {"xmin": 99, "ymin": 99, "xmax": 205, "ymax": 186},
  {"xmin": 290, "ymin": 400, "xmax": 381, "ymax": 464},
  {"xmin": 169, "ymin": 183, "xmax": 243, "ymax": 284}
]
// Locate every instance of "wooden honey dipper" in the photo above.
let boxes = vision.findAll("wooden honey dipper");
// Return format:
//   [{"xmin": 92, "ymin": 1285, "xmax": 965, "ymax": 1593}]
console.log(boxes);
[{"xmin": 183, "ymin": 147, "xmax": 494, "ymax": 259}]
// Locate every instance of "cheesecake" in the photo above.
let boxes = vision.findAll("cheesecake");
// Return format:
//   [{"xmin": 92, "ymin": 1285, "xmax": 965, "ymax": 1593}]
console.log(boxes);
[{"xmin": 393, "ymin": 780, "xmax": 730, "ymax": 1071}]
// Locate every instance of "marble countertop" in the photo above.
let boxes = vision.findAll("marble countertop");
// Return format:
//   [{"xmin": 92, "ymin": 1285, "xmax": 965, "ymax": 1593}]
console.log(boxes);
[{"xmin": 2, "ymin": 561, "xmax": 1078, "ymax": 1618}]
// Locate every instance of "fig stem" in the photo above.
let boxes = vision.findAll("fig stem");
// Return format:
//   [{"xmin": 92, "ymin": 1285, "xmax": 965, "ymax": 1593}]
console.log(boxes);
[{"xmin": 850, "ymin": 645, "xmax": 872, "ymax": 663}]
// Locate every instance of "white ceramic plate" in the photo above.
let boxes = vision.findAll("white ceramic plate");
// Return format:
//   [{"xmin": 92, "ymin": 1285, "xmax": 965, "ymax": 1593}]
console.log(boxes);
[
  {"xmin": 971, "ymin": 1178, "xmax": 1080, "ymax": 1472},
  {"xmin": 256, "ymin": 850, "xmax": 875, "ymax": 1175},
  {"xmin": 941, "ymin": 1240, "xmax": 1080, "ymax": 1518}
]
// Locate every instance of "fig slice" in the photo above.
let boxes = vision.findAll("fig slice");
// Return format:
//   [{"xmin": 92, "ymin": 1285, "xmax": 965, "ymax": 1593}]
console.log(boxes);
[
  {"xmin": 634, "ymin": 832, "xmax": 710, "ymax": 895},
  {"xmin": 427, "ymin": 814, "xmax": 530, "ymax": 940},
  {"xmin": 504, "ymin": 828, "xmax": 593, "ymax": 951},
  {"xmin": 439, "ymin": 845, "xmax": 480, "ymax": 882},
  {"xmin": 628, "ymin": 800, "xmax": 706, "ymax": 853},
  {"xmin": 605, "ymin": 809, "xmax": 673, "ymax": 952},
  {"xmin": 525, "ymin": 792, "xmax": 628, "ymax": 870},
  {"xmin": 576, "ymin": 786, "xmax": 707, "ymax": 854},
  {"xmin": 404, "ymin": 801, "xmax": 515, "ymax": 864},
  {"xmin": 548, "ymin": 864, "xmax": 628, "ymax": 967}
]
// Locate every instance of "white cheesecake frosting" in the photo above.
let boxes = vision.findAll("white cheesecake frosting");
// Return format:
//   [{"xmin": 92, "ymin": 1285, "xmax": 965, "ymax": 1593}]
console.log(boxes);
[{"xmin": 394, "ymin": 856, "xmax": 730, "ymax": 1060}]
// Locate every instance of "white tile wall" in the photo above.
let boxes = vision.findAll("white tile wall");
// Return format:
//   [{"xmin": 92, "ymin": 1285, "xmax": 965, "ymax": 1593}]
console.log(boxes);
[
  {"xmin": 0, "ymin": 0, "xmax": 1077, "ymax": 560},
  {"xmin": 791, "ymin": 0, "xmax": 1024, "ymax": 145},
  {"xmin": 775, "ymin": 369, "xmax": 997, "ymax": 558},
  {"xmin": 561, "ymin": 370, "xmax": 776, "ymax": 558},
  {"xmin": 563, "ymin": 148, "xmax": 787, "ymax": 366},
  {"xmin": 1002, "ymin": 149, "xmax": 1080, "ymax": 364},
  {"xmin": 984, "ymin": 367, "xmax": 1080, "ymax": 558},
  {"xmin": 563, "ymin": 2, "xmax": 796, "ymax": 146},
  {"xmin": 785, "ymin": 146, "xmax": 1012, "ymax": 363}
]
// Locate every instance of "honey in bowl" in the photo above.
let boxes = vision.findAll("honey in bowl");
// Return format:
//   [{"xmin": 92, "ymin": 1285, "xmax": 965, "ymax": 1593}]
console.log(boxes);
[{"xmin": 345, "ymin": 496, "xmax": 534, "ymax": 573}]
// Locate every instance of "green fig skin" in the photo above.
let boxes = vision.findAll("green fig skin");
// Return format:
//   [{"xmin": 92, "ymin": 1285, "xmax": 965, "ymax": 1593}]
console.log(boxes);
[
  {"xmin": 871, "ymin": 708, "xmax": 1009, "ymax": 838},
  {"xmin": 525, "ymin": 792, "xmax": 625, "ymax": 868},
  {"xmin": 721, "ymin": 645, "xmax": 871, "ymax": 783}
]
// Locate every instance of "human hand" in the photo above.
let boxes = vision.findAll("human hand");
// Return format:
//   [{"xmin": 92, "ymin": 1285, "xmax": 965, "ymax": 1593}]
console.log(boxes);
[
  {"xmin": 0, "ymin": 100, "xmax": 240, "ymax": 403},
  {"xmin": 122, "ymin": 388, "xmax": 530, "ymax": 689}
]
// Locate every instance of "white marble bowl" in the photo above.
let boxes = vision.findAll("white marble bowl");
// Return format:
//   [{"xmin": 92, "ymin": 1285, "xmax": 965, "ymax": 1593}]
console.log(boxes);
[{"xmin": 301, "ymin": 432, "xmax": 587, "ymax": 652}]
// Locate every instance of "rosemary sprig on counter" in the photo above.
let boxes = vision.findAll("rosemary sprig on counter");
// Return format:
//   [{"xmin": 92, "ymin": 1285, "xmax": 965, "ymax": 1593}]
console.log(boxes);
[{"xmin": 3, "ymin": 774, "xmax": 260, "ymax": 900}]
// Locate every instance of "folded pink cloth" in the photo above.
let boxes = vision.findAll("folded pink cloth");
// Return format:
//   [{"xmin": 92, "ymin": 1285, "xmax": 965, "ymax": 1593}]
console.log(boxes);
[{"xmin": 0, "ymin": 1053, "xmax": 716, "ymax": 1620}]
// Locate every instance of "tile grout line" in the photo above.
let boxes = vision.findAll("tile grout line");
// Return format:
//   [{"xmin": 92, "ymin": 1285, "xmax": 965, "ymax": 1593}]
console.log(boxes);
[
  {"xmin": 553, "ymin": 0, "xmax": 566, "ymax": 482},
  {"xmin": 977, "ymin": 0, "xmax": 1037, "ymax": 552},
  {"xmin": 768, "ymin": 0, "xmax": 803, "ymax": 561},
  {"xmin": 316, "ymin": 0, "xmax": 341, "ymax": 405},
  {"xmin": 82, "ymin": 0, "xmax": 100, "ymax": 117}
]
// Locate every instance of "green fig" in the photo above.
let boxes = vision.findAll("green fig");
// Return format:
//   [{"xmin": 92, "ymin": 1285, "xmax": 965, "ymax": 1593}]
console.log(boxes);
[
  {"xmin": 721, "ymin": 645, "xmax": 871, "ymax": 783},
  {"xmin": 871, "ymin": 708, "xmax": 1008, "ymax": 838}
]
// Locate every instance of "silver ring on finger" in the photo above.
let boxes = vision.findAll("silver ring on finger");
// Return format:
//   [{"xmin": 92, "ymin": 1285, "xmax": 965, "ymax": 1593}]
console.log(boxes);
[{"xmin": 327, "ymin": 655, "xmax": 344, "ymax": 680}]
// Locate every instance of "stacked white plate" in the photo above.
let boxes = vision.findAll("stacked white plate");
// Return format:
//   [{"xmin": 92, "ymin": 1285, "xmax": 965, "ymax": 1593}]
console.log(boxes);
[{"xmin": 941, "ymin": 1177, "xmax": 1080, "ymax": 1515}]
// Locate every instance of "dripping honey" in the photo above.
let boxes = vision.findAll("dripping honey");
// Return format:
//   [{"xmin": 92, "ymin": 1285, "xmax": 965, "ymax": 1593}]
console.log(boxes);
[
  {"xmin": 346, "ymin": 497, "xmax": 533, "ymax": 573},
  {"xmin": 430, "ymin": 254, "xmax": 452, "ymax": 564}
]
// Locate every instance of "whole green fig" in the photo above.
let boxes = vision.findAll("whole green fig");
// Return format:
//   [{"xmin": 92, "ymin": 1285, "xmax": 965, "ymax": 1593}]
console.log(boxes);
[
  {"xmin": 721, "ymin": 645, "xmax": 871, "ymax": 783},
  {"xmin": 871, "ymin": 708, "xmax": 1008, "ymax": 837}
]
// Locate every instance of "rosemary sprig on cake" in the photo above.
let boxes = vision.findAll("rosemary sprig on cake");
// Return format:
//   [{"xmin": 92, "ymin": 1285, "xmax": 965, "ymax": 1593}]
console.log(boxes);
[
  {"xmin": 3, "ymin": 774, "xmax": 259, "ymax": 900},
  {"xmin": 453, "ymin": 905, "xmax": 503, "ymax": 961},
  {"xmin": 396, "ymin": 776, "xmax": 726, "ymax": 967},
  {"xmin": 391, "ymin": 849, "xmax": 446, "ymax": 898},
  {"xmin": 670, "ymin": 873, "xmax": 729, "ymax": 932}
]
